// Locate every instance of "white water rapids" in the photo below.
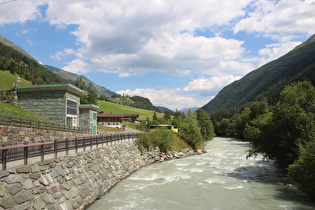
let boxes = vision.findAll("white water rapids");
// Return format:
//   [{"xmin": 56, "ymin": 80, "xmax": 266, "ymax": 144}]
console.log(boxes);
[{"xmin": 88, "ymin": 137, "xmax": 315, "ymax": 210}]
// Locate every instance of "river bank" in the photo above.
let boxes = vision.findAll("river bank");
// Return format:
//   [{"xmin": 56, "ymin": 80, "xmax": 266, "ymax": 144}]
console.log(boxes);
[
  {"xmin": 89, "ymin": 137, "xmax": 315, "ymax": 210},
  {"xmin": 0, "ymin": 141, "xmax": 204, "ymax": 210}
]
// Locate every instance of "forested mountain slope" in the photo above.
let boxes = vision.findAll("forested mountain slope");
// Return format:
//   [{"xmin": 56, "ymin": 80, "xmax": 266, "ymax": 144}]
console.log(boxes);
[
  {"xmin": 202, "ymin": 34, "xmax": 315, "ymax": 114},
  {"xmin": 45, "ymin": 65, "xmax": 115, "ymax": 97},
  {"xmin": 0, "ymin": 42, "xmax": 66, "ymax": 85}
]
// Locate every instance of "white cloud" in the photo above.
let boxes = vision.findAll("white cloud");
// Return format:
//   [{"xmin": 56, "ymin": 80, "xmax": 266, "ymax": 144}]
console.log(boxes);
[
  {"xmin": 40, "ymin": 0, "xmax": 252, "ymax": 77},
  {"xmin": 258, "ymin": 41, "xmax": 302, "ymax": 66},
  {"xmin": 234, "ymin": 0, "xmax": 315, "ymax": 40},
  {"xmin": 183, "ymin": 75, "xmax": 242, "ymax": 96},
  {"xmin": 117, "ymin": 88, "xmax": 209, "ymax": 110},
  {"xmin": 62, "ymin": 59, "xmax": 89, "ymax": 74},
  {"xmin": 0, "ymin": 0, "xmax": 43, "ymax": 25},
  {"xmin": 51, "ymin": 48, "xmax": 76, "ymax": 60}
]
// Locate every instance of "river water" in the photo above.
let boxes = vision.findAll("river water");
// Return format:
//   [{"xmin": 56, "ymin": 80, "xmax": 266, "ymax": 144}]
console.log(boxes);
[{"xmin": 89, "ymin": 137, "xmax": 315, "ymax": 210}]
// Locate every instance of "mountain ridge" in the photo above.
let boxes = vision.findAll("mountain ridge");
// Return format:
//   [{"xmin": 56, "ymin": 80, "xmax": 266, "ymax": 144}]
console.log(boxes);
[
  {"xmin": 202, "ymin": 34, "xmax": 315, "ymax": 114},
  {"xmin": 0, "ymin": 35, "xmax": 35, "ymax": 60},
  {"xmin": 45, "ymin": 65, "xmax": 115, "ymax": 97}
]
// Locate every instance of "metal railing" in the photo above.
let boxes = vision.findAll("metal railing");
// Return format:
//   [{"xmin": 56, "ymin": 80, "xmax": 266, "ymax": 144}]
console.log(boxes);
[
  {"xmin": 0, "ymin": 115, "xmax": 91, "ymax": 133},
  {"xmin": 0, "ymin": 133, "xmax": 139, "ymax": 170}
]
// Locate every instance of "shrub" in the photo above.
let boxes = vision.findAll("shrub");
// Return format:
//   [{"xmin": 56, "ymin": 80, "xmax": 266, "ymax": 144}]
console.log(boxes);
[
  {"xmin": 136, "ymin": 129, "xmax": 175, "ymax": 153},
  {"xmin": 178, "ymin": 122, "xmax": 203, "ymax": 150}
]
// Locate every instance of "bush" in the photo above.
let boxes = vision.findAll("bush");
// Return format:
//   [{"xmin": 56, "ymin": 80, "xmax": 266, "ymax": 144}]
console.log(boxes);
[
  {"xmin": 178, "ymin": 122, "xmax": 203, "ymax": 150},
  {"xmin": 136, "ymin": 129, "xmax": 175, "ymax": 153}
]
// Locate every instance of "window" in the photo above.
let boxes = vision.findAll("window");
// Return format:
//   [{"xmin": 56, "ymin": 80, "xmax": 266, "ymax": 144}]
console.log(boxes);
[
  {"xmin": 67, "ymin": 117, "xmax": 72, "ymax": 126},
  {"xmin": 66, "ymin": 117, "xmax": 77, "ymax": 127},
  {"xmin": 67, "ymin": 99, "xmax": 77, "ymax": 115}
]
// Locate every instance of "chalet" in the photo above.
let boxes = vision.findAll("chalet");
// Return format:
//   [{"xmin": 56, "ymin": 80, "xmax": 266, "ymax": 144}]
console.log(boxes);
[
  {"xmin": 97, "ymin": 113, "xmax": 139, "ymax": 128},
  {"xmin": 17, "ymin": 84, "xmax": 99, "ymax": 135}
]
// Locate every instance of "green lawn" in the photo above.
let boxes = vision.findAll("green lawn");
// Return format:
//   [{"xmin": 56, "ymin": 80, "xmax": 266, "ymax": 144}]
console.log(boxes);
[
  {"xmin": 0, "ymin": 70, "xmax": 32, "ymax": 90},
  {"xmin": 0, "ymin": 102, "xmax": 48, "ymax": 121},
  {"xmin": 97, "ymin": 100, "xmax": 163, "ymax": 121}
]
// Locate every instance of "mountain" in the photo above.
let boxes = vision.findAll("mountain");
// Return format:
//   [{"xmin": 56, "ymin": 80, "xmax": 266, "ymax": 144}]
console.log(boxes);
[
  {"xmin": 0, "ymin": 35, "xmax": 35, "ymax": 60},
  {"xmin": 180, "ymin": 107, "xmax": 199, "ymax": 113},
  {"xmin": 157, "ymin": 106, "xmax": 172, "ymax": 113},
  {"xmin": 0, "ymin": 37, "xmax": 66, "ymax": 85},
  {"xmin": 45, "ymin": 65, "xmax": 115, "ymax": 97},
  {"xmin": 202, "ymin": 34, "xmax": 315, "ymax": 114}
]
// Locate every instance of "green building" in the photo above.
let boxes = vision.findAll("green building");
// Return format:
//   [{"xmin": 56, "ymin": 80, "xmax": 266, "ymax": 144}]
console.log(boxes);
[{"xmin": 17, "ymin": 84, "xmax": 98, "ymax": 135}]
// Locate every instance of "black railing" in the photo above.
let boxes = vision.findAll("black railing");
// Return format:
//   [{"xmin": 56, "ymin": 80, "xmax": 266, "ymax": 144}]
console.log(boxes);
[
  {"xmin": 0, "ymin": 115, "xmax": 91, "ymax": 133},
  {"xmin": 0, "ymin": 133, "xmax": 139, "ymax": 170}
]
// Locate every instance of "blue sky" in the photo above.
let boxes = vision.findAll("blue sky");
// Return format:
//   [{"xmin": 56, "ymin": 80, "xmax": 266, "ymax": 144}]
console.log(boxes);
[{"xmin": 1, "ymin": 0, "xmax": 315, "ymax": 110}]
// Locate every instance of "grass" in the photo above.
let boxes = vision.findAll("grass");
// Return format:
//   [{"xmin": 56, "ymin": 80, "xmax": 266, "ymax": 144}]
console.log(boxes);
[
  {"xmin": 97, "ymin": 124, "xmax": 120, "ymax": 132},
  {"xmin": 0, "ymin": 70, "xmax": 32, "ymax": 90},
  {"xmin": 97, "ymin": 100, "xmax": 163, "ymax": 121},
  {"xmin": 0, "ymin": 102, "xmax": 48, "ymax": 122}
]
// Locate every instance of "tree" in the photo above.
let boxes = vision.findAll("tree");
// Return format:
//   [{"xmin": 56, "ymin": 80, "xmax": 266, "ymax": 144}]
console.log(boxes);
[
  {"xmin": 184, "ymin": 108, "xmax": 198, "ymax": 125},
  {"xmin": 179, "ymin": 122, "xmax": 203, "ymax": 150},
  {"xmin": 164, "ymin": 109, "xmax": 172, "ymax": 123},
  {"xmin": 246, "ymin": 81, "xmax": 315, "ymax": 168},
  {"xmin": 288, "ymin": 138, "xmax": 315, "ymax": 197},
  {"xmin": 86, "ymin": 83, "xmax": 98, "ymax": 105},
  {"xmin": 196, "ymin": 108, "xmax": 215, "ymax": 141},
  {"xmin": 75, "ymin": 76, "xmax": 86, "ymax": 90}
]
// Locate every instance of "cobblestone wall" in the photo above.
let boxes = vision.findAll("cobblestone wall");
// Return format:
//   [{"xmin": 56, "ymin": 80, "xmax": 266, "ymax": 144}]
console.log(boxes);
[
  {"xmin": 0, "ymin": 125, "xmax": 90, "ymax": 144},
  {"xmin": 0, "ymin": 141, "xmax": 204, "ymax": 209}
]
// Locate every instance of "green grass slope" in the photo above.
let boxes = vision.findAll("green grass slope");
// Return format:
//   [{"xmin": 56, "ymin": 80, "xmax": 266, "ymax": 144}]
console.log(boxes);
[
  {"xmin": 98, "ymin": 100, "xmax": 163, "ymax": 121},
  {"xmin": 0, "ymin": 71, "xmax": 32, "ymax": 90},
  {"xmin": 0, "ymin": 102, "xmax": 48, "ymax": 122},
  {"xmin": 202, "ymin": 34, "xmax": 315, "ymax": 114}
]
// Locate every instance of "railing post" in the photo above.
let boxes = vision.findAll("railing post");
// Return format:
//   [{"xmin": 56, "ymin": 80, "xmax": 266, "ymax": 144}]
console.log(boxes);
[
  {"xmin": 24, "ymin": 141, "xmax": 28, "ymax": 165},
  {"xmin": 75, "ymin": 137, "xmax": 78, "ymax": 153},
  {"xmin": 96, "ymin": 136, "xmax": 99, "ymax": 148},
  {"xmin": 90, "ymin": 136, "xmax": 92, "ymax": 150},
  {"xmin": 65, "ymin": 138, "xmax": 69, "ymax": 155},
  {"xmin": 83, "ymin": 137, "xmax": 86, "ymax": 152},
  {"xmin": 2, "ymin": 143, "xmax": 7, "ymax": 170},
  {"xmin": 54, "ymin": 140, "xmax": 58, "ymax": 158},
  {"xmin": 40, "ymin": 140, "xmax": 44, "ymax": 161}
]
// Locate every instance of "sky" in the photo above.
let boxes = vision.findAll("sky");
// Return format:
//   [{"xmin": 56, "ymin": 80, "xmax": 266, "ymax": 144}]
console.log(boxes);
[{"xmin": 0, "ymin": 0, "xmax": 315, "ymax": 110}]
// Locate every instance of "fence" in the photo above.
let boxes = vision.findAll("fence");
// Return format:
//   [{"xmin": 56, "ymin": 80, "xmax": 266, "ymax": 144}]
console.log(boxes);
[
  {"xmin": 0, "ymin": 132, "xmax": 139, "ymax": 170},
  {"xmin": 0, "ymin": 115, "xmax": 91, "ymax": 133}
]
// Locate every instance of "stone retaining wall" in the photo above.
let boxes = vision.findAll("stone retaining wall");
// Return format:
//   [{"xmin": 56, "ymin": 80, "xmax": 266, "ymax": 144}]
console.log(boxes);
[
  {"xmin": 0, "ymin": 125, "xmax": 91, "ymax": 144},
  {"xmin": 0, "ymin": 141, "xmax": 203, "ymax": 209}
]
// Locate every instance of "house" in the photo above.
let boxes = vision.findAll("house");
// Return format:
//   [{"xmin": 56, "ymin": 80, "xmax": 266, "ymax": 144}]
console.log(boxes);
[
  {"xmin": 17, "ymin": 83, "xmax": 98, "ymax": 135},
  {"xmin": 97, "ymin": 113, "xmax": 139, "ymax": 129}
]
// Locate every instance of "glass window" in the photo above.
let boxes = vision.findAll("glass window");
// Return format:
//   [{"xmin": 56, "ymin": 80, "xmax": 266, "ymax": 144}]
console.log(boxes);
[
  {"xmin": 67, "ymin": 117, "xmax": 72, "ymax": 126},
  {"xmin": 67, "ymin": 99, "xmax": 77, "ymax": 115}
]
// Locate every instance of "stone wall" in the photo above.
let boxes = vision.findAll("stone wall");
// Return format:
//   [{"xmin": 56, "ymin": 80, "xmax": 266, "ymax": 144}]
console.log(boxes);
[
  {"xmin": 0, "ymin": 125, "xmax": 90, "ymax": 144},
  {"xmin": 18, "ymin": 90, "xmax": 69, "ymax": 125},
  {"xmin": 0, "ymin": 141, "xmax": 203, "ymax": 210}
]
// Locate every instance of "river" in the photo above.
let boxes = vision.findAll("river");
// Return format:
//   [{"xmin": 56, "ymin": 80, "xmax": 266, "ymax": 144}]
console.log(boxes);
[{"xmin": 88, "ymin": 137, "xmax": 315, "ymax": 210}]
